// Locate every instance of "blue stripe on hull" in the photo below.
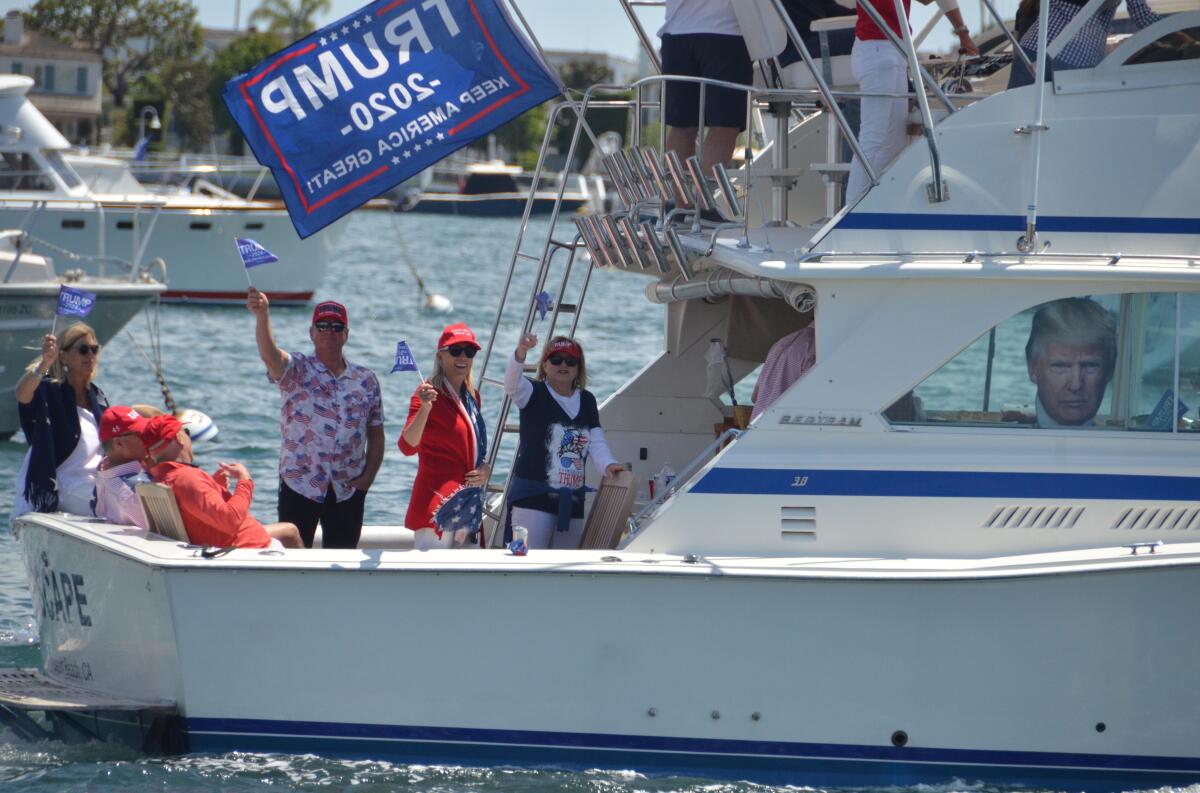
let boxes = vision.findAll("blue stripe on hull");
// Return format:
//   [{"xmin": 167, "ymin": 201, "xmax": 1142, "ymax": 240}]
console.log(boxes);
[
  {"xmin": 186, "ymin": 718, "xmax": 1200, "ymax": 791},
  {"xmin": 837, "ymin": 213, "xmax": 1200, "ymax": 235},
  {"xmin": 691, "ymin": 468, "xmax": 1200, "ymax": 500}
]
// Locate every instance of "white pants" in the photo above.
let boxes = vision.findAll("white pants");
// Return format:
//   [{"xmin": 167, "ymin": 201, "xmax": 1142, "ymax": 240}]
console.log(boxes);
[
  {"xmin": 512, "ymin": 506, "xmax": 583, "ymax": 550},
  {"xmin": 846, "ymin": 39, "xmax": 910, "ymax": 204}
]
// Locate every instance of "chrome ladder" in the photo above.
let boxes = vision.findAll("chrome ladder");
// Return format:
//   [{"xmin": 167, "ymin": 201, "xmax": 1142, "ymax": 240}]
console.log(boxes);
[{"xmin": 474, "ymin": 97, "xmax": 614, "ymax": 547}]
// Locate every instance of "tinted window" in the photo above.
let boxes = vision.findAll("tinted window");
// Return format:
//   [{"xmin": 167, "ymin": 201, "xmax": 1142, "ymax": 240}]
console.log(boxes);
[
  {"xmin": 43, "ymin": 150, "xmax": 83, "ymax": 190},
  {"xmin": 885, "ymin": 294, "xmax": 1200, "ymax": 433},
  {"xmin": 1125, "ymin": 26, "xmax": 1200, "ymax": 65},
  {"xmin": 0, "ymin": 151, "xmax": 52, "ymax": 190}
]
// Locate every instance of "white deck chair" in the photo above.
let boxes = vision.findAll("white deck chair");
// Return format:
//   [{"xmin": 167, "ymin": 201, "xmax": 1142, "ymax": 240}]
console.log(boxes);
[
  {"xmin": 578, "ymin": 470, "xmax": 637, "ymax": 550},
  {"xmin": 135, "ymin": 483, "xmax": 191, "ymax": 543}
]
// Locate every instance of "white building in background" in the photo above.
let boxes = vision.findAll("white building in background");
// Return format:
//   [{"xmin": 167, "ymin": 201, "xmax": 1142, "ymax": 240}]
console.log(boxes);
[
  {"xmin": 542, "ymin": 49, "xmax": 642, "ymax": 84},
  {"xmin": 0, "ymin": 11, "xmax": 101, "ymax": 145}
]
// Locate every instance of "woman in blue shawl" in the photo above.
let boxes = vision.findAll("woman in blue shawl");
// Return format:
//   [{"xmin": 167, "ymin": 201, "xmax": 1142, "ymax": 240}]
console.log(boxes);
[{"xmin": 11, "ymin": 323, "xmax": 108, "ymax": 520}]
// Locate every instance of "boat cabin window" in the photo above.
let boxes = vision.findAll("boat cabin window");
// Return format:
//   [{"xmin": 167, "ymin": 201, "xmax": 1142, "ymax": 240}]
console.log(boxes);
[
  {"xmin": 1123, "ymin": 26, "xmax": 1200, "ymax": 65},
  {"xmin": 884, "ymin": 293, "xmax": 1200, "ymax": 433},
  {"xmin": 0, "ymin": 151, "xmax": 52, "ymax": 190},
  {"xmin": 43, "ymin": 150, "xmax": 83, "ymax": 190}
]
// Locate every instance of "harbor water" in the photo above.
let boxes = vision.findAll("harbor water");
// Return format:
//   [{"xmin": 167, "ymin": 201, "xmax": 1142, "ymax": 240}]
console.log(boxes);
[{"xmin": 0, "ymin": 211, "xmax": 1181, "ymax": 792}]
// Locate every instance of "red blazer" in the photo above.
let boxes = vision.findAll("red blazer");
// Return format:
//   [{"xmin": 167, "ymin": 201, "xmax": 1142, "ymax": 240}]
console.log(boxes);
[{"xmin": 398, "ymin": 383, "xmax": 482, "ymax": 531}]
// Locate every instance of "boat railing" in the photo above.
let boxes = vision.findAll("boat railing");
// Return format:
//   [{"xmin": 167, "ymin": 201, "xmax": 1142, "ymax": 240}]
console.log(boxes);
[
  {"xmin": 0, "ymin": 197, "xmax": 165, "ymax": 279},
  {"xmin": 625, "ymin": 427, "xmax": 744, "ymax": 541}
]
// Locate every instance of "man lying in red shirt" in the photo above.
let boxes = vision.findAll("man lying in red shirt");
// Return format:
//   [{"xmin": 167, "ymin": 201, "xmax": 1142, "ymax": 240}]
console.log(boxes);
[{"xmin": 142, "ymin": 415, "xmax": 303, "ymax": 549}]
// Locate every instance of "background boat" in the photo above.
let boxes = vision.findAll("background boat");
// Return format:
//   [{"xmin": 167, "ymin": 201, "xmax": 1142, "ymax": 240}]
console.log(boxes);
[
  {"xmin": 0, "ymin": 75, "xmax": 339, "ymax": 306},
  {"xmin": 396, "ymin": 160, "xmax": 601, "ymax": 216},
  {"xmin": 0, "ymin": 231, "xmax": 165, "ymax": 439}
]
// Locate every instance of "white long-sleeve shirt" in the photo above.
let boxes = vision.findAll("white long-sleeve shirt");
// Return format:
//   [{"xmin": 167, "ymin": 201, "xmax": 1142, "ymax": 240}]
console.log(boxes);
[
  {"xmin": 94, "ymin": 459, "xmax": 152, "ymax": 530},
  {"xmin": 504, "ymin": 354, "xmax": 618, "ymax": 475}
]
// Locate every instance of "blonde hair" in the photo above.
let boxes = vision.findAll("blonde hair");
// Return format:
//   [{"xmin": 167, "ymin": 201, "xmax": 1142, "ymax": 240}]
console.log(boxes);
[
  {"xmin": 27, "ymin": 322, "xmax": 98, "ymax": 385},
  {"xmin": 536, "ymin": 336, "xmax": 587, "ymax": 390},
  {"xmin": 430, "ymin": 350, "xmax": 477, "ymax": 398}
]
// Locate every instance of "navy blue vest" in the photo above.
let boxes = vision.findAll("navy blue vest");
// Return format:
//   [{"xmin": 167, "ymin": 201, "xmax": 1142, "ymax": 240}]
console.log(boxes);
[{"xmin": 511, "ymin": 380, "xmax": 600, "ymax": 519}]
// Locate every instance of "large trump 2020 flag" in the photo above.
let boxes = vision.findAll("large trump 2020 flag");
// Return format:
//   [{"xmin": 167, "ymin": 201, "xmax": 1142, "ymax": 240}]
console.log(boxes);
[{"xmin": 223, "ymin": 0, "xmax": 562, "ymax": 238}]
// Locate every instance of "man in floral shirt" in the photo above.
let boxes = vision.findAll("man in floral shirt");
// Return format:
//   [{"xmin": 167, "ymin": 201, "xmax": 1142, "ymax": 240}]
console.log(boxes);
[{"xmin": 247, "ymin": 288, "xmax": 384, "ymax": 548}]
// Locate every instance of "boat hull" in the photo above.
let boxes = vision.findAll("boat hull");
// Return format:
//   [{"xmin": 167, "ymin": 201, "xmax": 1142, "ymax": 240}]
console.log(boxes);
[
  {"xmin": 14, "ymin": 516, "xmax": 1200, "ymax": 791},
  {"xmin": 398, "ymin": 193, "xmax": 589, "ymax": 216},
  {"xmin": 0, "ymin": 206, "xmax": 338, "ymax": 305},
  {"xmin": 0, "ymin": 281, "xmax": 164, "ymax": 439}
]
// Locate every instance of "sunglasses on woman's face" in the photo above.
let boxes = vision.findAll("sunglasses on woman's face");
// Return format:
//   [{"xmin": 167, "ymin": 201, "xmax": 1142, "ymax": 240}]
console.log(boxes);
[
  {"xmin": 548, "ymin": 355, "xmax": 579, "ymax": 367},
  {"xmin": 314, "ymin": 321, "xmax": 346, "ymax": 333},
  {"xmin": 443, "ymin": 344, "xmax": 477, "ymax": 359},
  {"xmin": 71, "ymin": 344, "xmax": 101, "ymax": 356}
]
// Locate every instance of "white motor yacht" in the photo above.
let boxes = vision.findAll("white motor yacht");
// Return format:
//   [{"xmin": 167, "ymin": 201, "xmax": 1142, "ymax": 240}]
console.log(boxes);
[
  {"xmin": 4, "ymin": 2, "xmax": 1200, "ymax": 790},
  {"xmin": 0, "ymin": 230, "xmax": 164, "ymax": 438},
  {"xmin": 0, "ymin": 76, "xmax": 340, "ymax": 305}
]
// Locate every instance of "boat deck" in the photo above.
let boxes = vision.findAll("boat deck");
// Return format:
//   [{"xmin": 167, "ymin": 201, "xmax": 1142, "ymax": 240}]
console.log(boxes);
[{"xmin": 19, "ymin": 513, "xmax": 1200, "ymax": 581}]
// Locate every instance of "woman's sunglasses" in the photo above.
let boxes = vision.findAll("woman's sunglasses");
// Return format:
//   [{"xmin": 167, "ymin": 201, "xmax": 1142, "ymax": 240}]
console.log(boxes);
[
  {"xmin": 443, "ymin": 344, "xmax": 478, "ymax": 358},
  {"xmin": 314, "ymin": 321, "xmax": 346, "ymax": 333},
  {"xmin": 548, "ymin": 355, "xmax": 579, "ymax": 367},
  {"xmin": 70, "ymin": 344, "xmax": 101, "ymax": 356}
]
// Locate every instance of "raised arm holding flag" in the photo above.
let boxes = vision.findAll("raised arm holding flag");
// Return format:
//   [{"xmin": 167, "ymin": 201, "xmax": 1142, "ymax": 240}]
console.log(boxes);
[{"xmin": 247, "ymin": 288, "xmax": 385, "ymax": 549}]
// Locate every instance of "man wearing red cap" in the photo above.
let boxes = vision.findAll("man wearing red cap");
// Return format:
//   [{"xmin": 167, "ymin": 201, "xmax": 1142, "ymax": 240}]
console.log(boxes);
[
  {"xmin": 247, "ymin": 288, "xmax": 384, "ymax": 549},
  {"xmin": 142, "ymin": 414, "xmax": 302, "ymax": 549},
  {"xmin": 94, "ymin": 405, "xmax": 153, "ymax": 529}
]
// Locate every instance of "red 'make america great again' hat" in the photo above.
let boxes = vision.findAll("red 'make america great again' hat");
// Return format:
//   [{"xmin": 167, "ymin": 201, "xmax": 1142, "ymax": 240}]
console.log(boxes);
[{"xmin": 99, "ymin": 405, "xmax": 149, "ymax": 443}]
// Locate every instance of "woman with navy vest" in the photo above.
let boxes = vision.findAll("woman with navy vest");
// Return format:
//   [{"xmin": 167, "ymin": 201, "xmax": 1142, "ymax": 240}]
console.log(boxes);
[
  {"xmin": 505, "ymin": 334, "xmax": 623, "ymax": 549},
  {"xmin": 12, "ymin": 323, "xmax": 108, "ymax": 521},
  {"xmin": 400, "ymin": 322, "xmax": 489, "ymax": 550}
]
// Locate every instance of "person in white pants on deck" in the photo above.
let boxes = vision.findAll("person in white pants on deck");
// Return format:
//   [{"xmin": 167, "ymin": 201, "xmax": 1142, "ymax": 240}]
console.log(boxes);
[{"xmin": 845, "ymin": 0, "xmax": 977, "ymax": 203}]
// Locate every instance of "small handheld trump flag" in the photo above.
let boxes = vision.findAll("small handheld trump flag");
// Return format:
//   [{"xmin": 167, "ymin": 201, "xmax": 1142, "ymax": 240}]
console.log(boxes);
[
  {"xmin": 392, "ymin": 340, "xmax": 423, "ymax": 380},
  {"xmin": 53, "ymin": 284, "xmax": 96, "ymax": 335},
  {"xmin": 236, "ymin": 238, "xmax": 278, "ymax": 269},
  {"xmin": 534, "ymin": 291, "xmax": 552, "ymax": 321},
  {"xmin": 57, "ymin": 285, "xmax": 96, "ymax": 318}
]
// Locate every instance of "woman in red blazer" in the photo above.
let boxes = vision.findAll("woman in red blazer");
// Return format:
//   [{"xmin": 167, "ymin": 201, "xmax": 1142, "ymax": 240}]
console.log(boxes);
[{"xmin": 399, "ymin": 322, "xmax": 489, "ymax": 549}]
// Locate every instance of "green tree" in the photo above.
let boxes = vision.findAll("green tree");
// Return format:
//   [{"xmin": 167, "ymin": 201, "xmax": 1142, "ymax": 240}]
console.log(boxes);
[
  {"xmin": 248, "ymin": 0, "xmax": 332, "ymax": 44},
  {"xmin": 559, "ymin": 60, "xmax": 613, "ymax": 93},
  {"xmin": 161, "ymin": 57, "xmax": 213, "ymax": 150},
  {"xmin": 29, "ymin": 0, "xmax": 201, "ymax": 109},
  {"xmin": 208, "ymin": 30, "xmax": 284, "ymax": 154},
  {"xmin": 554, "ymin": 60, "xmax": 625, "ymax": 169}
]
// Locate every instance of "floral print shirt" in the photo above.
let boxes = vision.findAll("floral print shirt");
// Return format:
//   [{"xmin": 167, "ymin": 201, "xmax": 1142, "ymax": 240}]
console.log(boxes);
[{"xmin": 274, "ymin": 351, "xmax": 384, "ymax": 503}]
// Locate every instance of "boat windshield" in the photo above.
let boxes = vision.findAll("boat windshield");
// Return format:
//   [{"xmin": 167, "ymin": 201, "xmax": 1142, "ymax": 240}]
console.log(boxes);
[
  {"xmin": 1123, "ymin": 25, "xmax": 1200, "ymax": 64},
  {"xmin": 42, "ymin": 149, "xmax": 83, "ymax": 190},
  {"xmin": 0, "ymin": 151, "xmax": 53, "ymax": 190},
  {"xmin": 885, "ymin": 292, "xmax": 1200, "ymax": 433}
]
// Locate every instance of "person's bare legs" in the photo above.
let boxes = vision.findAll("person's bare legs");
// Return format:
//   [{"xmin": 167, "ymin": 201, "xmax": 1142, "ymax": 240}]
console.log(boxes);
[
  {"xmin": 666, "ymin": 126, "xmax": 697, "ymax": 163},
  {"xmin": 667, "ymin": 125, "xmax": 739, "ymax": 208},
  {"xmin": 700, "ymin": 126, "xmax": 739, "ymax": 173},
  {"xmin": 265, "ymin": 521, "xmax": 303, "ymax": 549}
]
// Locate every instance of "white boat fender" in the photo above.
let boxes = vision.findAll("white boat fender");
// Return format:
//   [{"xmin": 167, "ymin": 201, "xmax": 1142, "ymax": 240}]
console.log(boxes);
[
  {"xmin": 425, "ymin": 293, "xmax": 453, "ymax": 314},
  {"xmin": 175, "ymin": 408, "xmax": 218, "ymax": 443}
]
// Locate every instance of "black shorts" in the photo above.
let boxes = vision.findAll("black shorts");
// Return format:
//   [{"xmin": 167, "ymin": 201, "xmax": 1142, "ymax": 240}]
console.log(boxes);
[
  {"xmin": 278, "ymin": 481, "xmax": 367, "ymax": 549},
  {"xmin": 661, "ymin": 33, "xmax": 753, "ymax": 131}
]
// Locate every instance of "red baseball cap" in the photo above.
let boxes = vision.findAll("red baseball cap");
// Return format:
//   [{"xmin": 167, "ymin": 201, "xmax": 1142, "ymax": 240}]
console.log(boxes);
[
  {"xmin": 437, "ymin": 322, "xmax": 480, "ymax": 350},
  {"xmin": 141, "ymin": 414, "xmax": 185, "ymax": 454},
  {"xmin": 547, "ymin": 338, "xmax": 582, "ymax": 359},
  {"xmin": 312, "ymin": 300, "xmax": 348, "ymax": 326},
  {"xmin": 99, "ymin": 405, "xmax": 149, "ymax": 443}
]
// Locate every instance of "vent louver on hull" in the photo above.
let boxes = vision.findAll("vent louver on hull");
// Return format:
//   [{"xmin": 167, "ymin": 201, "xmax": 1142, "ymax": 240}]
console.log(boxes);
[
  {"xmin": 984, "ymin": 505, "xmax": 1084, "ymax": 529},
  {"xmin": 1111, "ymin": 507, "xmax": 1200, "ymax": 531},
  {"xmin": 781, "ymin": 506, "xmax": 816, "ymax": 540}
]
